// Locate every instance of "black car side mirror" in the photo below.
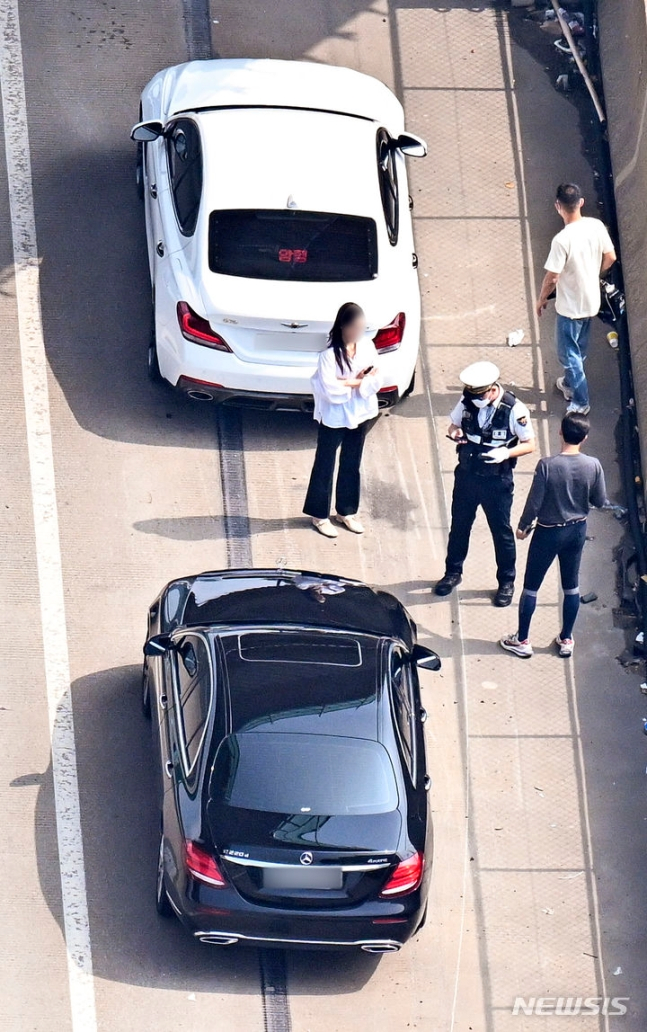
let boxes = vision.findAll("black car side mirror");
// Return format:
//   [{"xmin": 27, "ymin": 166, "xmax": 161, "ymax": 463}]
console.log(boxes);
[
  {"xmin": 411, "ymin": 644, "xmax": 441, "ymax": 672},
  {"xmin": 130, "ymin": 120, "xmax": 164, "ymax": 143},
  {"xmin": 144, "ymin": 634, "xmax": 173, "ymax": 657}
]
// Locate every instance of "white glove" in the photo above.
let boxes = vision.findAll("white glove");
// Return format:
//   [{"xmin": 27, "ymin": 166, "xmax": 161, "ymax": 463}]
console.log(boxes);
[{"xmin": 483, "ymin": 446, "xmax": 510, "ymax": 465}]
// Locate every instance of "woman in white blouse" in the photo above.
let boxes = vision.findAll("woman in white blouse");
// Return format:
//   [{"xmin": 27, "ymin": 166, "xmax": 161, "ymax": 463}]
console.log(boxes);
[{"xmin": 303, "ymin": 302, "xmax": 382, "ymax": 538}]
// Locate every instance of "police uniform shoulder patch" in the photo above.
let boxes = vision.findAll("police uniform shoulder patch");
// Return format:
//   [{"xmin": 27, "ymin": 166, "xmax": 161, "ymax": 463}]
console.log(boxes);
[{"xmin": 517, "ymin": 415, "xmax": 528, "ymax": 426}]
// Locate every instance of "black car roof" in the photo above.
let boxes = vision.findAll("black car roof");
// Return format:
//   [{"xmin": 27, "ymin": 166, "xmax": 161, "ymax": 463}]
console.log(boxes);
[
  {"xmin": 217, "ymin": 627, "xmax": 382, "ymax": 739},
  {"xmin": 170, "ymin": 568, "xmax": 414, "ymax": 647}
]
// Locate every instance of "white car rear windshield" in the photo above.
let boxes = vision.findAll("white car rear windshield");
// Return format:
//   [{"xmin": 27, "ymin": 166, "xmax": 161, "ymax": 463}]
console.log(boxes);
[{"xmin": 208, "ymin": 209, "xmax": 378, "ymax": 282}]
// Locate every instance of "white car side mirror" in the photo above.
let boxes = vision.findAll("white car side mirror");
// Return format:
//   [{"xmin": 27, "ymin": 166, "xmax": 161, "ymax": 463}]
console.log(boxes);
[
  {"xmin": 396, "ymin": 133, "xmax": 427, "ymax": 158},
  {"xmin": 131, "ymin": 120, "xmax": 165, "ymax": 143}
]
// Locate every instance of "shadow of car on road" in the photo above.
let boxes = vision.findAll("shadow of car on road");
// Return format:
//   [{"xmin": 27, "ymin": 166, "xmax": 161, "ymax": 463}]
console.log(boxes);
[{"xmin": 16, "ymin": 663, "xmax": 380, "ymax": 992}]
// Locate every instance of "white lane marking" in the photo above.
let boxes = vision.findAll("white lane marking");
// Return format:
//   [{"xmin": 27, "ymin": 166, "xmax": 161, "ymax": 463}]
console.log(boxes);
[{"xmin": 0, "ymin": 3, "xmax": 97, "ymax": 1030}]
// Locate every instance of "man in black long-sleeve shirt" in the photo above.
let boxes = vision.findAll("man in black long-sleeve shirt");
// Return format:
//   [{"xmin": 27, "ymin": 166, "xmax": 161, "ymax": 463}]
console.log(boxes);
[{"xmin": 499, "ymin": 412, "xmax": 607, "ymax": 659}]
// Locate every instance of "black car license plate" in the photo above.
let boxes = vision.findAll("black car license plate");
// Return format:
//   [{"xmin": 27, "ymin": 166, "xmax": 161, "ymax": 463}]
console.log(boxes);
[{"xmin": 263, "ymin": 866, "xmax": 343, "ymax": 890}]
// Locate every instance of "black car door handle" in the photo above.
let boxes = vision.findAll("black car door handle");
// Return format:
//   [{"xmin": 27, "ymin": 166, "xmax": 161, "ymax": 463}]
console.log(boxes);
[
  {"xmin": 156, "ymin": 241, "xmax": 165, "ymax": 257},
  {"xmin": 419, "ymin": 707, "xmax": 428, "ymax": 723},
  {"xmin": 149, "ymin": 183, "xmax": 158, "ymax": 199},
  {"xmin": 165, "ymin": 761, "xmax": 174, "ymax": 779},
  {"xmin": 159, "ymin": 693, "xmax": 168, "ymax": 710},
  {"xmin": 424, "ymin": 774, "xmax": 431, "ymax": 792}
]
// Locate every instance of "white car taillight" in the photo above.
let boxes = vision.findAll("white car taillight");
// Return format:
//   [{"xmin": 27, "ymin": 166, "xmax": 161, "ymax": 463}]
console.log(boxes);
[
  {"xmin": 177, "ymin": 302, "xmax": 232, "ymax": 351},
  {"xmin": 373, "ymin": 312, "xmax": 406, "ymax": 353}
]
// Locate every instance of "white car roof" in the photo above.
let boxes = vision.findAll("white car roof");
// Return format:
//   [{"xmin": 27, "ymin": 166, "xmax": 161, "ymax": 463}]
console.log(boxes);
[
  {"xmin": 198, "ymin": 107, "xmax": 382, "ymax": 218},
  {"xmin": 153, "ymin": 58, "xmax": 404, "ymax": 131}
]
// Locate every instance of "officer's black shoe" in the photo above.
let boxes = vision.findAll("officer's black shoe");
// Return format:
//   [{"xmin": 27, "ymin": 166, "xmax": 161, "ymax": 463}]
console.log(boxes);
[
  {"xmin": 434, "ymin": 573, "xmax": 462, "ymax": 597},
  {"xmin": 493, "ymin": 582, "xmax": 515, "ymax": 607}
]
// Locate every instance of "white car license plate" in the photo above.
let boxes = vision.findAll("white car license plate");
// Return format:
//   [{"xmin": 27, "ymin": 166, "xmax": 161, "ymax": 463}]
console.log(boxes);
[
  {"xmin": 263, "ymin": 866, "xmax": 343, "ymax": 890},
  {"xmin": 254, "ymin": 332, "xmax": 324, "ymax": 353}
]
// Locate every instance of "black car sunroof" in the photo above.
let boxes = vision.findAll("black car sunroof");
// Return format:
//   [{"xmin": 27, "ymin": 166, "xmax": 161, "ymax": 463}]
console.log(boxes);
[
  {"xmin": 221, "ymin": 630, "xmax": 379, "ymax": 736},
  {"xmin": 237, "ymin": 631, "xmax": 362, "ymax": 667}
]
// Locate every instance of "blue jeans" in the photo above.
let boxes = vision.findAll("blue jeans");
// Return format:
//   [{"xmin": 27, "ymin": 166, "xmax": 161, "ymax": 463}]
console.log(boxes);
[{"xmin": 556, "ymin": 314, "xmax": 592, "ymax": 409}]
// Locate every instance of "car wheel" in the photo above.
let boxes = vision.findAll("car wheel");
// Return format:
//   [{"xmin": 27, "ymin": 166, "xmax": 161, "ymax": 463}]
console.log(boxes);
[
  {"xmin": 142, "ymin": 659, "xmax": 151, "ymax": 719},
  {"xmin": 147, "ymin": 299, "xmax": 162, "ymax": 383},
  {"xmin": 135, "ymin": 103, "xmax": 145, "ymax": 202},
  {"xmin": 403, "ymin": 370, "xmax": 416, "ymax": 399},
  {"xmin": 136, "ymin": 144, "xmax": 145, "ymax": 202},
  {"xmin": 156, "ymin": 833, "xmax": 173, "ymax": 918},
  {"xmin": 415, "ymin": 902, "xmax": 428, "ymax": 934},
  {"xmin": 148, "ymin": 340, "xmax": 162, "ymax": 383}
]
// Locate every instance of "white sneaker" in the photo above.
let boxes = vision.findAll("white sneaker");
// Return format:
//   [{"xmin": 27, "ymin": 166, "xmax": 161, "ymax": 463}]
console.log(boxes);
[
  {"xmin": 556, "ymin": 376, "xmax": 573, "ymax": 401},
  {"xmin": 335, "ymin": 514, "xmax": 365, "ymax": 534},
  {"xmin": 499, "ymin": 633, "xmax": 533, "ymax": 659},
  {"xmin": 312, "ymin": 517, "xmax": 338, "ymax": 538},
  {"xmin": 555, "ymin": 635, "xmax": 574, "ymax": 658}
]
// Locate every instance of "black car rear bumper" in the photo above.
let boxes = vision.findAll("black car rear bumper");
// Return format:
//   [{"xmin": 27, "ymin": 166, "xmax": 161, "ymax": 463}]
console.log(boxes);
[
  {"xmin": 192, "ymin": 929, "xmax": 403, "ymax": 952},
  {"xmin": 168, "ymin": 881, "xmax": 426, "ymax": 951}
]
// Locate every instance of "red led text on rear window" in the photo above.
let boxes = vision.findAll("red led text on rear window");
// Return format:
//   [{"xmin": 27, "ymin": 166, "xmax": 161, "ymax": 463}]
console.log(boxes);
[{"xmin": 278, "ymin": 249, "xmax": 308, "ymax": 263}]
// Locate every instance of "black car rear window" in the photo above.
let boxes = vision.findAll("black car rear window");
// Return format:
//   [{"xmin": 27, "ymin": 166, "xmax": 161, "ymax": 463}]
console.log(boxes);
[
  {"xmin": 208, "ymin": 209, "xmax": 378, "ymax": 282},
  {"xmin": 238, "ymin": 631, "xmax": 361, "ymax": 667},
  {"xmin": 213, "ymin": 732, "xmax": 398, "ymax": 816}
]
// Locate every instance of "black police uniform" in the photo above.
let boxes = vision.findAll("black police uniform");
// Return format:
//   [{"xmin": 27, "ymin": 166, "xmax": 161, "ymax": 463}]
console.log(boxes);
[{"xmin": 444, "ymin": 391, "xmax": 519, "ymax": 585}]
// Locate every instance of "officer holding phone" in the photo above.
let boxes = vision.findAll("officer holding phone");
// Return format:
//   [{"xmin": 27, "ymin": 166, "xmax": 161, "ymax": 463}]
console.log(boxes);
[{"xmin": 434, "ymin": 361, "xmax": 535, "ymax": 606}]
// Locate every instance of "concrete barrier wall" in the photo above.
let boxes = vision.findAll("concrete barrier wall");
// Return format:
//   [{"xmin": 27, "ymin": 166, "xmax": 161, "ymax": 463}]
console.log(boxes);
[{"xmin": 599, "ymin": 1, "xmax": 647, "ymax": 438}]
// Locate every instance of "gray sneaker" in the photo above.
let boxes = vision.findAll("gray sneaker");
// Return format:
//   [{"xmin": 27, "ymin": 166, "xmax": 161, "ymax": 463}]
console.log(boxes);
[
  {"xmin": 556, "ymin": 376, "xmax": 573, "ymax": 401},
  {"xmin": 499, "ymin": 633, "xmax": 533, "ymax": 659}
]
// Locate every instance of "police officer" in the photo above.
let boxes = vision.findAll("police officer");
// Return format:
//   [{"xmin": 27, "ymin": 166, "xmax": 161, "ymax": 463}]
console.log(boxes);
[{"xmin": 434, "ymin": 361, "xmax": 535, "ymax": 606}]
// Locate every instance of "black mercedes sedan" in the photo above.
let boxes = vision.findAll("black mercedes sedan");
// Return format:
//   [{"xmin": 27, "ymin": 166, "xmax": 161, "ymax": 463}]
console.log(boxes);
[{"xmin": 142, "ymin": 568, "xmax": 441, "ymax": 953}]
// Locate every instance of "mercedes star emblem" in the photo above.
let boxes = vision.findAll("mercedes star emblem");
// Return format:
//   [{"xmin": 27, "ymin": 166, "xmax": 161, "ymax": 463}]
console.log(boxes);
[{"xmin": 299, "ymin": 851, "xmax": 314, "ymax": 866}]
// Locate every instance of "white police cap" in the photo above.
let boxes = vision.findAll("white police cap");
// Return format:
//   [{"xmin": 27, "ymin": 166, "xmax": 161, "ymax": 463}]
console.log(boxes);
[{"xmin": 459, "ymin": 361, "xmax": 500, "ymax": 393}]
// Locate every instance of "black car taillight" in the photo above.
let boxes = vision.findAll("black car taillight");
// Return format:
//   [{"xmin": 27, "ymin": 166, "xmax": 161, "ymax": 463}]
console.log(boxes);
[
  {"xmin": 177, "ymin": 302, "xmax": 232, "ymax": 351},
  {"xmin": 379, "ymin": 853, "xmax": 424, "ymax": 897},
  {"xmin": 184, "ymin": 841, "xmax": 227, "ymax": 887}
]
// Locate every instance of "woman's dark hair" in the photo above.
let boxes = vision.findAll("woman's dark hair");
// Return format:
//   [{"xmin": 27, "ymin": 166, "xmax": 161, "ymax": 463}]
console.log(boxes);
[
  {"xmin": 561, "ymin": 411, "xmax": 589, "ymax": 444},
  {"xmin": 328, "ymin": 302, "xmax": 365, "ymax": 373}
]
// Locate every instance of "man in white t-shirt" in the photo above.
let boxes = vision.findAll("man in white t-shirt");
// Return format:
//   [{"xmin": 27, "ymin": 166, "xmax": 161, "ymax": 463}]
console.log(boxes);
[{"xmin": 536, "ymin": 183, "xmax": 616, "ymax": 415}]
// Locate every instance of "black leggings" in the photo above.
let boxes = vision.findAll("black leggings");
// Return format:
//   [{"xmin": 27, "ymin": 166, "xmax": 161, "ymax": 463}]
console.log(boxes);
[{"xmin": 518, "ymin": 521, "xmax": 587, "ymax": 641}]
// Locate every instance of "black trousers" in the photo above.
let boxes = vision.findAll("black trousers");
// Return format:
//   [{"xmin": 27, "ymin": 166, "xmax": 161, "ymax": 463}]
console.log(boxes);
[
  {"xmin": 303, "ymin": 421, "xmax": 372, "ymax": 520},
  {"xmin": 445, "ymin": 467, "xmax": 516, "ymax": 584}
]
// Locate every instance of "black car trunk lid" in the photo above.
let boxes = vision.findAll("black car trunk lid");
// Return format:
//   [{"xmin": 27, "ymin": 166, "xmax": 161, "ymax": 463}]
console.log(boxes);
[{"xmin": 209, "ymin": 806, "xmax": 403, "ymax": 908}]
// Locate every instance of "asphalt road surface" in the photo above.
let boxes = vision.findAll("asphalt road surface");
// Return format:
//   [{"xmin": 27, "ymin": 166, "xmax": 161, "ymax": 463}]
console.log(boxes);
[{"xmin": 0, "ymin": 1, "xmax": 646, "ymax": 1030}]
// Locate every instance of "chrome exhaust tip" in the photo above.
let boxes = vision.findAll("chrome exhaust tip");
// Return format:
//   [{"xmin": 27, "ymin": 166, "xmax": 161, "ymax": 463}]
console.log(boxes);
[
  {"xmin": 198, "ymin": 934, "xmax": 239, "ymax": 946},
  {"xmin": 186, "ymin": 389, "xmax": 214, "ymax": 401},
  {"xmin": 361, "ymin": 943, "xmax": 401, "ymax": 954}
]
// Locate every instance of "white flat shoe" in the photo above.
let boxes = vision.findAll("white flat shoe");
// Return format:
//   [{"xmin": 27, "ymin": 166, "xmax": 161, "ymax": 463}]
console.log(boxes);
[
  {"xmin": 335, "ymin": 514, "xmax": 364, "ymax": 534},
  {"xmin": 312, "ymin": 517, "xmax": 338, "ymax": 538}
]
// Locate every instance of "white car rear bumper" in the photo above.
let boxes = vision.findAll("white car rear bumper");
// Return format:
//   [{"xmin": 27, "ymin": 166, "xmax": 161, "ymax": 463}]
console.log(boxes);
[{"xmin": 156, "ymin": 329, "xmax": 418, "ymax": 410}]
